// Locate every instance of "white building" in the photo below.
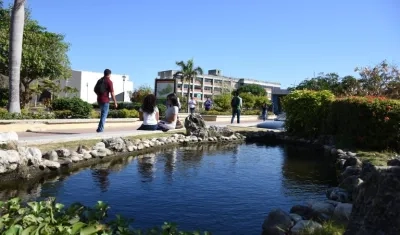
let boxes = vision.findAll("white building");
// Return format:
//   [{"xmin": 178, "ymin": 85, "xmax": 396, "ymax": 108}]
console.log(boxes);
[{"xmin": 60, "ymin": 70, "xmax": 134, "ymax": 104}]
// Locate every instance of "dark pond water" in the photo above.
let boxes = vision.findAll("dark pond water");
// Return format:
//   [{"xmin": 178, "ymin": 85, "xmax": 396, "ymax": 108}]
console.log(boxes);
[{"xmin": 0, "ymin": 143, "xmax": 337, "ymax": 234}]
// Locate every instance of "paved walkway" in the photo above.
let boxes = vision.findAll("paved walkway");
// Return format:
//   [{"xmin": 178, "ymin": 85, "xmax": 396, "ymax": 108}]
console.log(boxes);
[{"xmin": 17, "ymin": 120, "xmax": 262, "ymax": 145}]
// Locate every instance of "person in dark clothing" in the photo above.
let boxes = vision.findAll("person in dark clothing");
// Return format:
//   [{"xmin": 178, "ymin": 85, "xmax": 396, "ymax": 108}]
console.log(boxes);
[
  {"xmin": 95, "ymin": 69, "xmax": 118, "ymax": 133},
  {"xmin": 204, "ymin": 98, "xmax": 212, "ymax": 111},
  {"xmin": 231, "ymin": 91, "xmax": 242, "ymax": 124},
  {"xmin": 261, "ymin": 103, "xmax": 268, "ymax": 121}
]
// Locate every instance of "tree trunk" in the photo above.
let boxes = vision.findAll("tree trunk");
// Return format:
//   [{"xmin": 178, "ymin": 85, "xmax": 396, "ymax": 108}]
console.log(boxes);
[
  {"xmin": 8, "ymin": 0, "xmax": 25, "ymax": 113},
  {"xmin": 187, "ymin": 77, "xmax": 191, "ymax": 113}
]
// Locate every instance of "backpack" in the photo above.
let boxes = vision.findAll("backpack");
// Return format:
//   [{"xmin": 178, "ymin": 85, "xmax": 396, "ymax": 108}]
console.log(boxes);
[
  {"xmin": 231, "ymin": 96, "xmax": 240, "ymax": 109},
  {"xmin": 94, "ymin": 77, "xmax": 107, "ymax": 95}
]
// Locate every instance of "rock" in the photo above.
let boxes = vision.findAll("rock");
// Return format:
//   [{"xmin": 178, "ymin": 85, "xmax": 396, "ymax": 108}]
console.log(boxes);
[
  {"xmin": 58, "ymin": 158, "xmax": 72, "ymax": 167},
  {"xmin": 42, "ymin": 159, "xmax": 60, "ymax": 170},
  {"xmin": 337, "ymin": 159, "xmax": 347, "ymax": 169},
  {"xmin": 18, "ymin": 147, "xmax": 42, "ymax": 166},
  {"xmin": 290, "ymin": 205, "xmax": 314, "ymax": 220},
  {"xmin": 289, "ymin": 213, "xmax": 303, "ymax": 223},
  {"xmin": 359, "ymin": 162, "xmax": 376, "ymax": 181},
  {"xmin": 208, "ymin": 125, "xmax": 234, "ymax": 137},
  {"xmin": 308, "ymin": 201, "xmax": 335, "ymax": 216},
  {"xmin": 102, "ymin": 137, "xmax": 126, "ymax": 152},
  {"xmin": 70, "ymin": 154, "xmax": 82, "ymax": 163},
  {"xmin": 90, "ymin": 150, "xmax": 100, "ymax": 158},
  {"xmin": 326, "ymin": 187, "xmax": 351, "ymax": 203},
  {"xmin": 96, "ymin": 149, "xmax": 107, "ymax": 158},
  {"xmin": 343, "ymin": 156, "xmax": 363, "ymax": 169},
  {"xmin": 105, "ymin": 149, "xmax": 114, "ymax": 156},
  {"xmin": 42, "ymin": 150, "xmax": 58, "ymax": 161},
  {"xmin": 262, "ymin": 208, "xmax": 293, "ymax": 235},
  {"xmin": 125, "ymin": 140, "xmax": 135, "ymax": 152},
  {"xmin": 56, "ymin": 148, "xmax": 71, "ymax": 158},
  {"xmin": 93, "ymin": 142, "xmax": 106, "ymax": 150},
  {"xmin": 76, "ymin": 144, "xmax": 90, "ymax": 154},
  {"xmin": 0, "ymin": 131, "xmax": 18, "ymax": 143},
  {"xmin": 83, "ymin": 153, "xmax": 92, "ymax": 160},
  {"xmin": 185, "ymin": 114, "xmax": 208, "ymax": 137},
  {"xmin": 290, "ymin": 220, "xmax": 322, "ymax": 235},
  {"xmin": 345, "ymin": 166, "xmax": 400, "ymax": 235},
  {"xmin": 333, "ymin": 203, "xmax": 352, "ymax": 222},
  {"xmin": 137, "ymin": 143, "xmax": 144, "ymax": 150},
  {"xmin": 337, "ymin": 149, "xmax": 345, "ymax": 155},
  {"xmin": 340, "ymin": 166, "xmax": 362, "ymax": 181},
  {"xmin": 387, "ymin": 157, "xmax": 400, "ymax": 166},
  {"xmin": 347, "ymin": 151, "xmax": 357, "ymax": 157},
  {"xmin": 330, "ymin": 148, "xmax": 338, "ymax": 156},
  {"xmin": 339, "ymin": 176, "xmax": 363, "ymax": 195},
  {"xmin": 143, "ymin": 142, "xmax": 150, "ymax": 148}
]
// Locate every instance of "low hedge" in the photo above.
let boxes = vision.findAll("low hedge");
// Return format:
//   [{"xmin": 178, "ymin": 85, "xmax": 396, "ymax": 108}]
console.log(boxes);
[
  {"xmin": 108, "ymin": 109, "xmax": 139, "ymax": 118},
  {"xmin": 199, "ymin": 109, "xmax": 274, "ymax": 116},
  {"xmin": 328, "ymin": 96, "xmax": 400, "ymax": 151},
  {"xmin": 282, "ymin": 90, "xmax": 400, "ymax": 151},
  {"xmin": 0, "ymin": 108, "xmax": 56, "ymax": 120},
  {"xmin": 52, "ymin": 97, "xmax": 92, "ymax": 119},
  {"xmin": 0, "ymin": 197, "xmax": 209, "ymax": 235},
  {"xmin": 282, "ymin": 90, "xmax": 335, "ymax": 137}
]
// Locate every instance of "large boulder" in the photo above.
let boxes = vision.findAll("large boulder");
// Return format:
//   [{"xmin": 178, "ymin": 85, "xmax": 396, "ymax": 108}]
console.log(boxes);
[
  {"xmin": 207, "ymin": 125, "xmax": 234, "ymax": 137},
  {"xmin": 290, "ymin": 220, "xmax": 322, "ymax": 235},
  {"xmin": 262, "ymin": 208, "xmax": 293, "ymax": 235},
  {"xmin": 344, "ymin": 166, "xmax": 400, "ymax": 235},
  {"xmin": 0, "ymin": 150, "xmax": 21, "ymax": 173},
  {"xmin": 184, "ymin": 114, "xmax": 207, "ymax": 137}
]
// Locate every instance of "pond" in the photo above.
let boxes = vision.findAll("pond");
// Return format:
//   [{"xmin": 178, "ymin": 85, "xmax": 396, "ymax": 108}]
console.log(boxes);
[{"xmin": 0, "ymin": 143, "xmax": 337, "ymax": 234}]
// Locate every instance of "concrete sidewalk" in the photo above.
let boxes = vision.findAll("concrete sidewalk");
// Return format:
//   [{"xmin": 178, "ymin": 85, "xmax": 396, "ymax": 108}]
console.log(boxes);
[{"xmin": 17, "ymin": 121, "xmax": 262, "ymax": 145}]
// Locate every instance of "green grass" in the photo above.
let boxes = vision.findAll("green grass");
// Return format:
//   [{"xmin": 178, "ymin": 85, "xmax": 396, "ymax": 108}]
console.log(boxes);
[
  {"xmin": 300, "ymin": 221, "xmax": 345, "ymax": 235},
  {"xmin": 355, "ymin": 150, "xmax": 395, "ymax": 166}
]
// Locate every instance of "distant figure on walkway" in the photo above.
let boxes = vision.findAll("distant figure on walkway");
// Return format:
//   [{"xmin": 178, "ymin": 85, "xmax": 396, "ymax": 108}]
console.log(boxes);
[
  {"xmin": 94, "ymin": 69, "xmax": 117, "ymax": 133},
  {"xmin": 157, "ymin": 95, "xmax": 179, "ymax": 132},
  {"xmin": 261, "ymin": 103, "xmax": 268, "ymax": 122},
  {"xmin": 138, "ymin": 94, "xmax": 159, "ymax": 131},
  {"xmin": 231, "ymin": 91, "xmax": 242, "ymax": 124},
  {"xmin": 204, "ymin": 98, "xmax": 212, "ymax": 111},
  {"xmin": 188, "ymin": 96, "xmax": 196, "ymax": 115}
]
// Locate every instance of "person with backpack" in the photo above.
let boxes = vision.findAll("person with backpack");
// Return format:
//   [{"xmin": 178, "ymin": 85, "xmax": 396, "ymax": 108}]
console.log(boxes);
[
  {"xmin": 231, "ymin": 91, "xmax": 242, "ymax": 124},
  {"xmin": 261, "ymin": 102, "xmax": 268, "ymax": 121},
  {"xmin": 94, "ymin": 69, "xmax": 118, "ymax": 133},
  {"xmin": 204, "ymin": 98, "xmax": 212, "ymax": 111}
]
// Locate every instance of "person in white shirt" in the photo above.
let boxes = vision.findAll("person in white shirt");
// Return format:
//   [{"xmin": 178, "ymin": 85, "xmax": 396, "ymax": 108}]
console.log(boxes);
[
  {"xmin": 137, "ymin": 94, "xmax": 159, "ymax": 130},
  {"xmin": 157, "ymin": 95, "xmax": 179, "ymax": 132},
  {"xmin": 188, "ymin": 96, "xmax": 196, "ymax": 115}
]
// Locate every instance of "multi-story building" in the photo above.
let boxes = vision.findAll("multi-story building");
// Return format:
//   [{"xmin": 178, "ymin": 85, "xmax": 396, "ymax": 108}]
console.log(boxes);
[
  {"xmin": 157, "ymin": 69, "xmax": 281, "ymax": 101},
  {"xmin": 59, "ymin": 70, "xmax": 134, "ymax": 104}
]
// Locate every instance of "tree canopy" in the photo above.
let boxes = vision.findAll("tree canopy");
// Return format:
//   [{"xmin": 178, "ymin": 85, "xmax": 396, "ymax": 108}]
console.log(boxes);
[
  {"xmin": 0, "ymin": 4, "xmax": 72, "ymax": 107},
  {"xmin": 237, "ymin": 84, "xmax": 266, "ymax": 96},
  {"xmin": 288, "ymin": 60, "xmax": 400, "ymax": 99}
]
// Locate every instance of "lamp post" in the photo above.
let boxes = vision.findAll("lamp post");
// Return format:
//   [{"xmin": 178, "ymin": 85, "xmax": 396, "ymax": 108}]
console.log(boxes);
[
  {"xmin": 86, "ymin": 82, "xmax": 89, "ymax": 102},
  {"xmin": 122, "ymin": 75, "xmax": 126, "ymax": 102}
]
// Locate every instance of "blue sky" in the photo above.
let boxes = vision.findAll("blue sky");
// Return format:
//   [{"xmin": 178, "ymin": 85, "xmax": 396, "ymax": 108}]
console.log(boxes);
[{"xmin": 4, "ymin": 0, "xmax": 400, "ymax": 89}]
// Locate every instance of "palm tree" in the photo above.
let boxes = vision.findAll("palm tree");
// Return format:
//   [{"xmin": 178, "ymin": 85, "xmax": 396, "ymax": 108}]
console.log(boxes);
[
  {"xmin": 8, "ymin": 0, "xmax": 25, "ymax": 113},
  {"xmin": 173, "ymin": 59, "xmax": 203, "ymax": 113}
]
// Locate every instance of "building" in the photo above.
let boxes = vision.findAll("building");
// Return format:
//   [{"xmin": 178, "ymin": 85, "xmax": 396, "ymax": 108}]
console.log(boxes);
[
  {"xmin": 157, "ymin": 69, "xmax": 281, "ymax": 101},
  {"xmin": 271, "ymin": 87, "xmax": 290, "ymax": 114},
  {"xmin": 60, "ymin": 70, "xmax": 134, "ymax": 104}
]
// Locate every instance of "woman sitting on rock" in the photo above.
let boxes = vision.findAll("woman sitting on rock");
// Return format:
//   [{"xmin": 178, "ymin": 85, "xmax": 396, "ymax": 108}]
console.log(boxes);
[
  {"xmin": 137, "ymin": 94, "xmax": 159, "ymax": 131},
  {"xmin": 157, "ymin": 95, "xmax": 179, "ymax": 132}
]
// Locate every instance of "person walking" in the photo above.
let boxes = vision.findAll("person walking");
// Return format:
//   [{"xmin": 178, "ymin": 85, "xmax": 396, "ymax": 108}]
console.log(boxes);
[
  {"xmin": 261, "ymin": 103, "xmax": 268, "ymax": 122},
  {"xmin": 204, "ymin": 98, "xmax": 212, "ymax": 111},
  {"xmin": 94, "ymin": 69, "xmax": 117, "ymax": 133},
  {"xmin": 188, "ymin": 96, "xmax": 196, "ymax": 115},
  {"xmin": 231, "ymin": 91, "xmax": 242, "ymax": 124}
]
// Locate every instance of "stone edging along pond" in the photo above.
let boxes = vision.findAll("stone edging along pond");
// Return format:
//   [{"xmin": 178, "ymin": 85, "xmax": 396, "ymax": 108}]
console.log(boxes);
[{"xmin": 1, "ymin": 119, "xmax": 399, "ymax": 234}]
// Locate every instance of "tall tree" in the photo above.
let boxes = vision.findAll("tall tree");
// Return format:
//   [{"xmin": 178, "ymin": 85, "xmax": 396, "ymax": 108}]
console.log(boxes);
[
  {"xmin": 0, "ymin": 5, "xmax": 71, "ymax": 108},
  {"xmin": 173, "ymin": 59, "xmax": 203, "ymax": 112},
  {"xmin": 7, "ymin": 0, "xmax": 25, "ymax": 113},
  {"xmin": 237, "ymin": 84, "xmax": 266, "ymax": 96}
]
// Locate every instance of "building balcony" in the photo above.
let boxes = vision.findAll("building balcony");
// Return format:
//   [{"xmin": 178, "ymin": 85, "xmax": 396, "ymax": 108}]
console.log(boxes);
[
  {"xmin": 203, "ymin": 90, "xmax": 212, "ymax": 94},
  {"xmin": 204, "ymin": 82, "xmax": 212, "ymax": 86}
]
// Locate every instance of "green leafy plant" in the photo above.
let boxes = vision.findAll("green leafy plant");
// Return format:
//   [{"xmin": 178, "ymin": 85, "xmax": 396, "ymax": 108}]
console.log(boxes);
[
  {"xmin": 213, "ymin": 93, "xmax": 232, "ymax": 111},
  {"xmin": 282, "ymin": 90, "xmax": 335, "ymax": 137},
  {"xmin": 52, "ymin": 97, "xmax": 92, "ymax": 119},
  {"xmin": 108, "ymin": 109, "xmax": 139, "ymax": 118},
  {"xmin": 0, "ymin": 197, "xmax": 211, "ymax": 235}
]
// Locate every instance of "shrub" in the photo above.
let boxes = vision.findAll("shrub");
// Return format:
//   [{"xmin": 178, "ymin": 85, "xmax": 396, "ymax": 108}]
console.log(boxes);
[
  {"xmin": 240, "ymin": 93, "xmax": 256, "ymax": 110},
  {"xmin": 0, "ymin": 197, "xmax": 209, "ymax": 235},
  {"xmin": 282, "ymin": 90, "xmax": 335, "ymax": 137},
  {"xmin": 0, "ymin": 88, "xmax": 8, "ymax": 108},
  {"xmin": 108, "ymin": 109, "xmax": 139, "ymax": 118},
  {"xmin": 0, "ymin": 108, "xmax": 55, "ymax": 120},
  {"xmin": 213, "ymin": 93, "xmax": 231, "ymax": 111},
  {"xmin": 158, "ymin": 104, "xmax": 167, "ymax": 116},
  {"xmin": 54, "ymin": 110, "xmax": 73, "ymax": 119},
  {"xmin": 52, "ymin": 97, "xmax": 92, "ymax": 118},
  {"xmin": 328, "ymin": 96, "xmax": 400, "ymax": 151},
  {"xmin": 254, "ymin": 96, "xmax": 272, "ymax": 110}
]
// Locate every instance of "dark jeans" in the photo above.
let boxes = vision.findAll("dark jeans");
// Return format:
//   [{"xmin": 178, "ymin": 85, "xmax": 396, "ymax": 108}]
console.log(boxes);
[
  {"xmin": 231, "ymin": 109, "xmax": 241, "ymax": 124},
  {"xmin": 262, "ymin": 111, "xmax": 268, "ymax": 121},
  {"xmin": 137, "ymin": 124, "xmax": 158, "ymax": 131},
  {"xmin": 190, "ymin": 108, "xmax": 195, "ymax": 115},
  {"xmin": 205, "ymin": 107, "xmax": 211, "ymax": 111},
  {"xmin": 97, "ymin": 102, "xmax": 110, "ymax": 132}
]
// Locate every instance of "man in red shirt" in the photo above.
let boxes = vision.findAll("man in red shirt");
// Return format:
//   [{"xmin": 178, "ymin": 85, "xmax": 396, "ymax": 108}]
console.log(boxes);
[{"xmin": 95, "ymin": 69, "xmax": 118, "ymax": 132}]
